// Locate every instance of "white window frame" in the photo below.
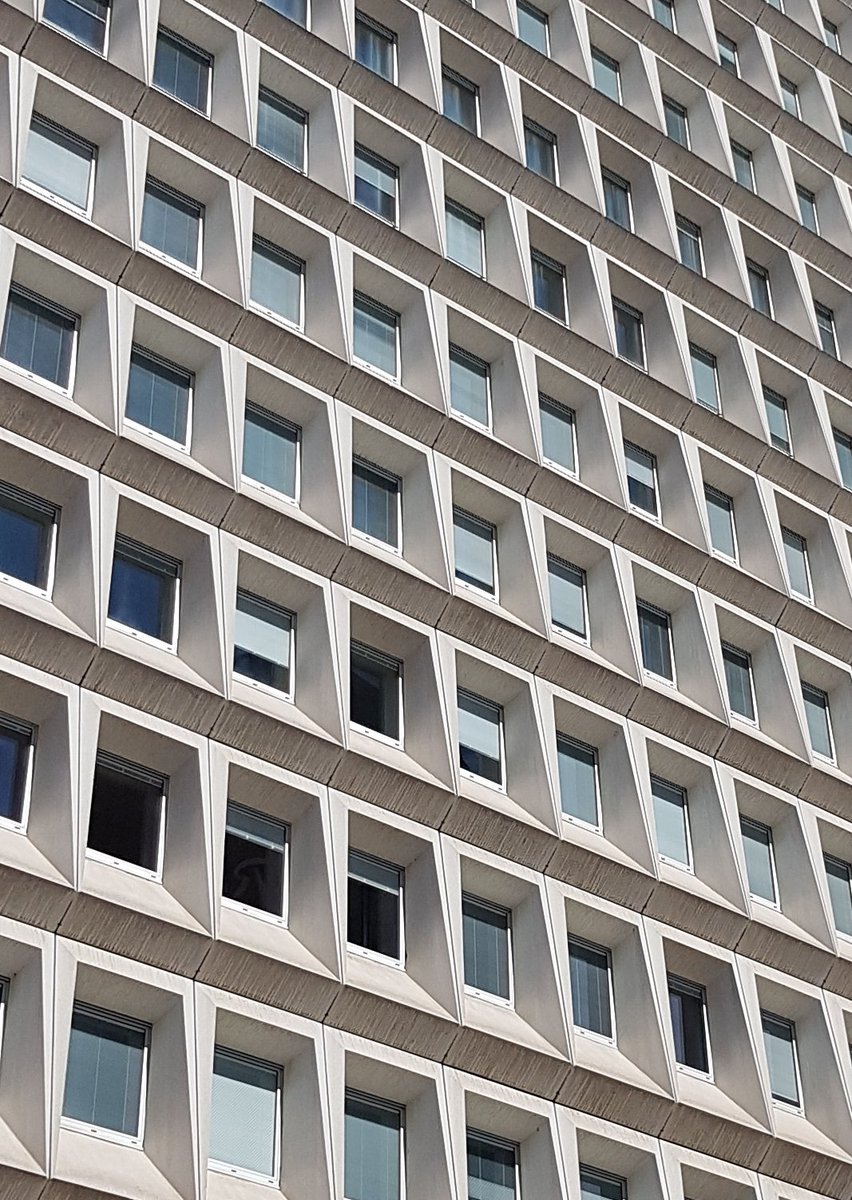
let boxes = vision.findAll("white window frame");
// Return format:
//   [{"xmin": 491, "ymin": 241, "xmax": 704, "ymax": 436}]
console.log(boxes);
[
  {"xmin": 547, "ymin": 552, "xmax": 588, "ymax": 643},
  {"xmin": 107, "ymin": 535, "xmax": 181, "ymax": 653},
  {"xmin": 704, "ymin": 484, "xmax": 737, "ymax": 562},
  {"xmin": 221, "ymin": 800, "xmax": 290, "ymax": 927},
  {"xmin": 349, "ymin": 641, "xmax": 404, "ymax": 748},
  {"xmin": 651, "ymin": 772, "xmax": 693, "ymax": 871},
  {"xmin": 740, "ymin": 814, "xmax": 779, "ymax": 910},
  {"xmin": 637, "ymin": 599, "xmax": 676, "ymax": 687},
  {"xmin": 352, "ymin": 291, "xmax": 400, "ymax": 382},
  {"xmin": 448, "ymin": 343, "xmax": 492, "ymax": 431},
  {"xmin": 344, "ymin": 1089, "xmax": 406, "ymax": 1200},
  {"xmin": 124, "ymin": 344, "xmax": 195, "ymax": 454},
  {"xmin": 139, "ymin": 176, "xmax": 204, "ymax": 276},
  {"xmin": 802, "ymin": 681, "xmax": 835, "ymax": 763},
  {"xmin": 22, "ymin": 113, "xmax": 97, "ymax": 217},
  {"xmin": 444, "ymin": 197, "xmax": 486, "ymax": 277},
  {"xmin": 354, "ymin": 10, "xmax": 399, "ymax": 84},
  {"xmin": 453, "ymin": 507, "xmax": 499, "ymax": 601},
  {"xmin": 351, "ymin": 456, "xmax": 402, "ymax": 553},
  {"xmin": 241, "ymin": 400, "xmax": 302, "ymax": 507},
  {"xmin": 538, "ymin": 392, "xmax": 578, "ymax": 476},
  {"xmin": 457, "ymin": 688, "xmax": 506, "ymax": 793},
  {"xmin": 0, "ymin": 480, "xmax": 60, "ymax": 599},
  {"xmin": 462, "ymin": 892, "xmax": 514, "ymax": 1007},
  {"xmin": 61, "ymin": 1002, "xmax": 151, "ymax": 1147},
  {"xmin": 347, "ymin": 848, "xmax": 405, "ymax": 968},
  {"xmin": 86, "ymin": 751, "xmax": 168, "ymax": 882},
  {"xmin": 556, "ymin": 732, "xmax": 601, "ymax": 832},
  {"xmin": 721, "ymin": 640, "xmax": 758, "ymax": 725},
  {"xmin": 353, "ymin": 142, "xmax": 399, "ymax": 227},
  {"xmin": 466, "ymin": 1128, "xmax": 521, "ymax": 1199},
  {"xmin": 153, "ymin": 26, "xmax": 213, "ymax": 118},
  {"xmin": 250, "ymin": 235, "xmax": 306, "ymax": 333},
  {"xmin": 2, "ymin": 284, "xmax": 80, "ymax": 395},
  {"xmin": 43, "ymin": 0, "xmax": 112, "ymax": 54},
  {"xmin": 568, "ymin": 933, "xmax": 616, "ymax": 1044},
  {"xmin": 209, "ymin": 1046, "xmax": 283, "ymax": 1186},
  {"xmin": 256, "ymin": 86, "xmax": 309, "ymax": 175},
  {"xmin": 667, "ymin": 974, "xmax": 713, "ymax": 1080},
  {"xmin": 0, "ymin": 713, "xmax": 36, "ymax": 834},
  {"xmin": 781, "ymin": 525, "xmax": 813, "ymax": 603},
  {"xmin": 761, "ymin": 1009, "xmax": 804, "ymax": 1112},
  {"xmin": 624, "ymin": 441, "xmax": 659, "ymax": 521},
  {"xmin": 232, "ymin": 588, "xmax": 296, "ymax": 703}
]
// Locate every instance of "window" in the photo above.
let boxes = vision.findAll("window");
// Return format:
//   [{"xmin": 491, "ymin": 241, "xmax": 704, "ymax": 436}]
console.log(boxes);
[
  {"xmin": 782, "ymin": 527, "xmax": 811, "ymax": 601},
  {"xmin": 676, "ymin": 215, "xmax": 703, "ymax": 274},
  {"xmin": 257, "ymin": 88, "xmax": 306, "ymax": 172},
  {"xmin": 602, "ymin": 169, "xmax": 631, "ymax": 230},
  {"xmin": 741, "ymin": 815, "xmax": 777, "ymax": 905},
  {"xmin": 652, "ymin": 775, "xmax": 691, "ymax": 866},
  {"xmin": 731, "ymin": 141, "xmax": 754, "ymax": 190},
  {"xmin": 638, "ymin": 601, "xmax": 673, "ymax": 681},
  {"xmin": 0, "ymin": 715, "xmax": 34, "ymax": 826},
  {"xmin": 717, "ymin": 32, "xmax": 738, "ymax": 75},
  {"xmin": 442, "ymin": 69, "xmax": 478, "ymax": 132},
  {"xmin": 723, "ymin": 643, "xmax": 756, "ymax": 721},
  {"xmin": 354, "ymin": 145, "xmax": 397, "ymax": 224},
  {"xmin": 450, "ymin": 345, "xmax": 490, "ymax": 427},
  {"xmin": 824, "ymin": 17, "xmax": 841, "ymax": 51},
  {"xmin": 355, "ymin": 12, "xmax": 396, "ymax": 80},
  {"xmin": 834, "ymin": 427, "xmax": 852, "ymax": 488},
  {"xmin": 108, "ymin": 536, "xmax": 179, "ymax": 646},
  {"xmin": 580, "ymin": 1166, "xmax": 627, "ymax": 1200},
  {"xmin": 624, "ymin": 441, "xmax": 658, "ymax": 516},
  {"xmin": 0, "ymin": 481, "xmax": 57, "ymax": 591},
  {"xmin": 762, "ymin": 1012, "xmax": 801, "ymax": 1108},
  {"xmin": 458, "ymin": 689, "xmax": 503, "ymax": 786},
  {"xmin": 796, "ymin": 184, "xmax": 817, "ymax": 233},
  {"xmin": 1, "ymin": 285, "xmax": 77, "ymax": 389},
  {"xmin": 815, "ymin": 302, "xmax": 837, "ymax": 356},
  {"xmin": 463, "ymin": 893, "xmax": 511, "ymax": 1000},
  {"xmin": 222, "ymin": 802, "xmax": 288, "ymax": 919},
  {"xmin": 454, "ymin": 508, "xmax": 496, "ymax": 595},
  {"xmin": 265, "ymin": 0, "xmax": 308, "ymax": 27},
  {"xmin": 779, "ymin": 76, "xmax": 800, "ymax": 118},
  {"xmin": 591, "ymin": 47, "xmax": 620, "ymax": 102},
  {"xmin": 63, "ymin": 1004, "xmax": 148, "ymax": 1139},
  {"xmin": 531, "ymin": 250, "xmax": 566, "ymax": 321},
  {"xmin": 524, "ymin": 119, "xmax": 557, "ymax": 182},
  {"xmin": 705, "ymin": 486, "xmax": 736, "ymax": 558},
  {"xmin": 747, "ymin": 260, "xmax": 772, "ymax": 316},
  {"xmin": 663, "ymin": 95, "xmax": 689, "ymax": 147},
  {"xmin": 250, "ymin": 237, "xmax": 303, "ymax": 327},
  {"xmin": 539, "ymin": 395, "xmax": 576, "ymax": 472},
  {"xmin": 613, "ymin": 300, "xmax": 644, "ymax": 367},
  {"xmin": 43, "ymin": 0, "xmax": 109, "ymax": 50},
  {"xmin": 763, "ymin": 387, "xmax": 791, "ymax": 454},
  {"xmin": 825, "ymin": 854, "xmax": 852, "ymax": 936},
  {"xmin": 125, "ymin": 346, "xmax": 192, "ymax": 446},
  {"xmin": 353, "ymin": 293, "xmax": 398, "ymax": 378},
  {"xmin": 517, "ymin": 0, "xmax": 549, "ymax": 53},
  {"xmin": 242, "ymin": 402, "xmax": 300, "ymax": 500},
  {"xmin": 548, "ymin": 555, "xmax": 586, "ymax": 638},
  {"xmin": 569, "ymin": 936, "xmax": 613, "ymax": 1038},
  {"xmin": 234, "ymin": 590, "xmax": 293, "ymax": 695},
  {"xmin": 351, "ymin": 643, "xmax": 401, "ymax": 742},
  {"xmin": 352, "ymin": 458, "xmax": 400, "ymax": 548},
  {"xmin": 668, "ymin": 976, "xmax": 709, "ymax": 1074},
  {"xmin": 445, "ymin": 200, "xmax": 484, "ymax": 275},
  {"xmin": 344, "ymin": 1091, "xmax": 403, "ymax": 1200},
  {"xmin": 802, "ymin": 681, "xmax": 833, "ymax": 760},
  {"xmin": 348, "ymin": 849, "xmax": 403, "ymax": 963},
  {"xmin": 843, "ymin": 117, "xmax": 852, "ymax": 154},
  {"xmin": 690, "ymin": 344, "xmax": 719, "ymax": 412},
  {"xmin": 143, "ymin": 180, "xmax": 203, "ymax": 276},
  {"xmin": 23, "ymin": 116, "xmax": 95, "ymax": 212},
  {"xmin": 467, "ymin": 1131, "xmax": 518, "ymax": 1200},
  {"xmin": 153, "ymin": 28, "xmax": 211, "ymax": 114},
  {"xmin": 653, "ymin": 0, "xmax": 675, "ymax": 30},
  {"xmin": 557, "ymin": 736, "xmax": 599, "ymax": 828},
  {"xmin": 87, "ymin": 752, "xmax": 166, "ymax": 876},
  {"xmin": 210, "ymin": 1048, "xmax": 281, "ymax": 1184}
]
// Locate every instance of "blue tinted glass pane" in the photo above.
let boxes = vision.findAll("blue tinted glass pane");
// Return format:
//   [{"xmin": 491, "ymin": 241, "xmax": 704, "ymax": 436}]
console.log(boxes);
[
  {"xmin": 210, "ymin": 1050, "xmax": 279, "ymax": 1177},
  {"xmin": 354, "ymin": 296, "xmax": 397, "ymax": 376},
  {"xmin": 1, "ymin": 290, "xmax": 75, "ymax": 387},
  {"xmin": 153, "ymin": 31, "xmax": 210, "ymax": 112},
  {"xmin": 467, "ymin": 1134, "xmax": 516, "ymax": 1200},
  {"xmin": 354, "ymin": 149, "xmax": 396, "ymax": 223},
  {"xmin": 803, "ymin": 684, "xmax": 832, "ymax": 758},
  {"xmin": 265, "ymin": 0, "xmax": 308, "ymax": 25},
  {"xmin": 0, "ymin": 495, "xmax": 51, "ymax": 587},
  {"xmin": 454, "ymin": 511, "xmax": 494, "ymax": 592},
  {"xmin": 140, "ymin": 180, "xmax": 200, "ymax": 268},
  {"xmin": 63, "ymin": 1009, "xmax": 146, "ymax": 1136},
  {"xmin": 592, "ymin": 50, "xmax": 620, "ymax": 100},
  {"xmin": 517, "ymin": 1, "xmax": 548, "ymax": 52},
  {"xmin": 24, "ymin": 118, "xmax": 93, "ymax": 209},
  {"xmin": 557, "ymin": 737, "xmax": 598, "ymax": 825},
  {"xmin": 450, "ymin": 351, "xmax": 489, "ymax": 425},
  {"xmin": 625, "ymin": 443, "xmax": 657, "ymax": 515},
  {"xmin": 724, "ymin": 647, "xmax": 754, "ymax": 719},
  {"xmin": 443, "ymin": 74, "xmax": 477, "ymax": 131},
  {"xmin": 344, "ymin": 1095, "xmax": 401, "ymax": 1200},
  {"xmin": 243, "ymin": 406, "xmax": 299, "ymax": 497},
  {"xmin": 353, "ymin": 462, "xmax": 398, "ymax": 545},
  {"xmin": 257, "ymin": 90, "xmax": 305, "ymax": 170},
  {"xmin": 43, "ymin": 0, "xmax": 109, "ymax": 49},
  {"xmin": 126, "ymin": 350, "xmax": 190, "ymax": 444},
  {"xmin": 603, "ymin": 175, "xmax": 630, "ymax": 228},
  {"xmin": 762, "ymin": 1014, "xmax": 799, "ymax": 1105},
  {"xmin": 532, "ymin": 255, "xmax": 564, "ymax": 319},
  {"xmin": 690, "ymin": 346, "xmax": 718, "ymax": 410},
  {"xmin": 234, "ymin": 594, "xmax": 291, "ymax": 692},
  {"xmin": 251, "ymin": 241, "xmax": 302, "ymax": 324},
  {"xmin": 652, "ymin": 777, "xmax": 689, "ymax": 864},
  {"xmin": 355, "ymin": 19, "xmax": 395, "ymax": 79},
  {"xmin": 581, "ymin": 1171, "xmax": 624, "ymax": 1200},
  {"xmin": 706, "ymin": 489, "xmax": 735, "ymax": 557},
  {"xmin": 525, "ymin": 126, "xmax": 555, "ymax": 181},
  {"xmin": 549, "ymin": 558, "xmax": 585, "ymax": 635},
  {"xmin": 540, "ymin": 398, "xmax": 575, "ymax": 470},
  {"xmin": 569, "ymin": 939, "xmax": 612, "ymax": 1037},
  {"xmin": 826, "ymin": 857, "xmax": 852, "ymax": 936},
  {"xmin": 741, "ymin": 818, "xmax": 775, "ymax": 902},
  {"xmin": 638, "ymin": 604, "xmax": 672, "ymax": 678},
  {"xmin": 108, "ymin": 548, "xmax": 174, "ymax": 642},
  {"xmin": 0, "ymin": 724, "xmax": 29, "ymax": 823},
  {"xmin": 463, "ymin": 896, "xmax": 510, "ymax": 997},
  {"xmin": 446, "ymin": 203, "xmax": 483, "ymax": 274}
]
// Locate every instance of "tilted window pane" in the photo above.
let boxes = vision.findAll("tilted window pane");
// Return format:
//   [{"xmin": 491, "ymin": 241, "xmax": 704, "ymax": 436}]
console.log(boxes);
[
  {"xmin": 348, "ymin": 850, "xmax": 402, "ymax": 959},
  {"xmin": 43, "ymin": 0, "xmax": 109, "ymax": 49},
  {"xmin": 63, "ymin": 1005, "xmax": 147, "ymax": 1137},
  {"xmin": 705, "ymin": 487, "xmax": 736, "ymax": 558},
  {"xmin": 354, "ymin": 145, "xmax": 397, "ymax": 224},
  {"xmin": 24, "ymin": 116, "xmax": 94, "ymax": 210},
  {"xmin": 782, "ymin": 527, "xmax": 810, "ymax": 599},
  {"xmin": 825, "ymin": 855, "xmax": 852, "ymax": 936},
  {"xmin": 668, "ymin": 977, "xmax": 709, "ymax": 1073},
  {"xmin": 539, "ymin": 396, "xmax": 576, "ymax": 472},
  {"xmin": 467, "ymin": 1132, "xmax": 517, "ymax": 1200},
  {"xmin": 796, "ymin": 185, "xmax": 818, "ymax": 233},
  {"xmin": 153, "ymin": 28, "xmax": 211, "ymax": 113},
  {"xmin": 653, "ymin": 0, "xmax": 675, "ymax": 30},
  {"xmin": 350, "ymin": 643, "xmax": 401, "ymax": 741},
  {"xmin": 723, "ymin": 644, "xmax": 754, "ymax": 720},
  {"xmin": 0, "ymin": 482, "xmax": 56, "ymax": 589},
  {"xmin": 741, "ymin": 816, "xmax": 776, "ymax": 903},
  {"xmin": 234, "ymin": 590, "xmax": 292, "ymax": 694},
  {"xmin": 352, "ymin": 459, "xmax": 400, "ymax": 547},
  {"xmin": 126, "ymin": 347, "xmax": 192, "ymax": 445},
  {"xmin": 569, "ymin": 937, "xmax": 612, "ymax": 1037},
  {"xmin": 613, "ymin": 301, "xmax": 644, "ymax": 366},
  {"xmin": 1, "ymin": 287, "xmax": 77, "ymax": 388},
  {"xmin": 764, "ymin": 388, "xmax": 791, "ymax": 453},
  {"xmin": 140, "ymin": 178, "xmax": 202, "ymax": 269},
  {"xmin": 717, "ymin": 33, "xmax": 738, "ymax": 74},
  {"xmin": 731, "ymin": 141, "xmax": 754, "ymax": 190},
  {"xmin": 625, "ymin": 442, "xmax": 657, "ymax": 515},
  {"xmin": 602, "ymin": 171, "xmax": 631, "ymax": 230},
  {"xmin": 517, "ymin": 0, "xmax": 549, "ymax": 52},
  {"xmin": 652, "ymin": 775, "xmax": 690, "ymax": 865},
  {"xmin": 591, "ymin": 48, "xmax": 620, "ymax": 101},
  {"xmin": 445, "ymin": 201, "xmax": 484, "ymax": 275},
  {"xmin": 463, "ymin": 894, "xmax": 510, "ymax": 998},
  {"xmin": 638, "ymin": 602, "xmax": 673, "ymax": 680},
  {"xmin": 210, "ymin": 1048, "xmax": 280, "ymax": 1180},
  {"xmin": 531, "ymin": 252, "xmax": 566, "ymax": 320},
  {"xmin": 454, "ymin": 509, "xmax": 496, "ymax": 594},
  {"xmin": 0, "ymin": 716, "xmax": 33, "ymax": 824},
  {"xmin": 779, "ymin": 76, "xmax": 799, "ymax": 117},
  {"xmin": 676, "ymin": 216, "xmax": 702, "ymax": 273},
  {"xmin": 802, "ymin": 682, "xmax": 833, "ymax": 759},
  {"xmin": 816, "ymin": 303, "xmax": 837, "ymax": 356},
  {"xmin": 557, "ymin": 736, "xmax": 598, "ymax": 827},
  {"xmin": 747, "ymin": 261, "xmax": 771, "ymax": 315},
  {"xmin": 353, "ymin": 293, "xmax": 398, "ymax": 376},
  {"xmin": 663, "ymin": 96, "xmax": 689, "ymax": 146},
  {"xmin": 524, "ymin": 121, "xmax": 556, "ymax": 181},
  {"xmin": 690, "ymin": 344, "xmax": 719, "ymax": 411},
  {"xmin": 257, "ymin": 88, "xmax": 306, "ymax": 171},
  {"xmin": 251, "ymin": 238, "xmax": 303, "ymax": 325},
  {"xmin": 243, "ymin": 403, "xmax": 299, "ymax": 498},
  {"xmin": 443, "ymin": 70, "xmax": 478, "ymax": 131},
  {"xmin": 87, "ymin": 752, "xmax": 165, "ymax": 873},
  {"xmin": 580, "ymin": 1167, "xmax": 627, "ymax": 1200},
  {"xmin": 344, "ymin": 1093, "xmax": 402, "ymax": 1200},
  {"xmin": 548, "ymin": 555, "xmax": 586, "ymax": 637},
  {"xmin": 108, "ymin": 536, "xmax": 179, "ymax": 644},
  {"xmin": 835, "ymin": 428, "xmax": 852, "ymax": 488},
  {"xmin": 355, "ymin": 14, "xmax": 396, "ymax": 80},
  {"xmin": 450, "ymin": 346, "xmax": 490, "ymax": 426},
  {"xmin": 762, "ymin": 1012, "xmax": 800, "ymax": 1106},
  {"xmin": 458, "ymin": 689, "xmax": 502, "ymax": 784},
  {"xmin": 223, "ymin": 802, "xmax": 287, "ymax": 917}
]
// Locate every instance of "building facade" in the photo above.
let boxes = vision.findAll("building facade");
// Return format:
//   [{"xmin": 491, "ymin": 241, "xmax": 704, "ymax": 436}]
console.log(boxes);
[{"xmin": 2, "ymin": 0, "xmax": 852, "ymax": 1197}]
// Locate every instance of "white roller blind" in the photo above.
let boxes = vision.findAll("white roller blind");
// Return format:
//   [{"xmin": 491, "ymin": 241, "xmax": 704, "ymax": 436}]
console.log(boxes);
[{"xmin": 210, "ymin": 1048, "xmax": 279, "ymax": 1179}]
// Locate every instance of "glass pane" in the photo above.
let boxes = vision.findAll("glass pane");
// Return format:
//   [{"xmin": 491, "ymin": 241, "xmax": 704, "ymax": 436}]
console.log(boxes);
[
  {"xmin": 467, "ymin": 1133, "xmax": 517, "ymax": 1200},
  {"xmin": 591, "ymin": 49, "xmax": 620, "ymax": 101},
  {"xmin": 539, "ymin": 397, "xmax": 576, "ymax": 471},
  {"xmin": 748, "ymin": 263, "xmax": 771, "ymax": 314},
  {"xmin": 350, "ymin": 645, "xmax": 400, "ymax": 739},
  {"xmin": 614, "ymin": 303, "xmax": 644, "ymax": 365},
  {"xmin": 347, "ymin": 851, "xmax": 401, "ymax": 958},
  {"xmin": 677, "ymin": 218, "xmax": 702, "ymax": 273},
  {"xmin": 257, "ymin": 89, "xmax": 306, "ymax": 171},
  {"xmin": 450, "ymin": 348, "xmax": 489, "ymax": 425},
  {"xmin": 1, "ymin": 289, "xmax": 76, "ymax": 387},
  {"xmin": 463, "ymin": 895, "xmax": 510, "ymax": 997},
  {"xmin": 517, "ymin": 0, "xmax": 548, "ymax": 52},
  {"xmin": 210, "ymin": 1049, "xmax": 279, "ymax": 1178},
  {"xmin": 732, "ymin": 143, "xmax": 753, "ymax": 190},
  {"xmin": 741, "ymin": 817, "xmax": 776, "ymax": 903},
  {"xmin": 251, "ymin": 240, "xmax": 303, "ymax": 325},
  {"xmin": 140, "ymin": 179, "xmax": 201, "ymax": 268},
  {"xmin": 548, "ymin": 557, "xmax": 585, "ymax": 636},
  {"xmin": 802, "ymin": 683, "xmax": 832, "ymax": 758},
  {"xmin": 234, "ymin": 591, "xmax": 292, "ymax": 693},
  {"xmin": 653, "ymin": 0, "xmax": 674, "ymax": 28},
  {"xmin": 531, "ymin": 253, "xmax": 565, "ymax": 320},
  {"xmin": 454, "ymin": 510, "xmax": 495, "ymax": 593},
  {"xmin": 525, "ymin": 124, "xmax": 556, "ymax": 181},
  {"xmin": 835, "ymin": 429, "xmax": 852, "ymax": 488},
  {"xmin": 580, "ymin": 1169, "xmax": 625, "ymax": 1200},
  {"xmin": 24, "ymin": 117, "xmax": 93, "ymax": 209},
  {"xmin": 153, "ymin": 30, "xmax": 210, "ymax": 112},
  {"xmin": 443, "ymin": 72, "xmax": 478, "ymax": 131},
  {"xmin": 625, "ymin": 443, "xmax": 657, "ymax": 515},
  {"xmin": 557, "ymin": 737, "xmax": 598, "ymax": 827},
  {"xmin": 762, "ymin": 1013, "xmax": 799, "ymax": 1105},
  {"xmin": 780, "ymin": 78, "xmax": 799, "ymax": 116},
  {"xmin": 446, "ymin": 202, "xmax": 484, "ymax": 274},
  {"xmin": 797, "ymin": 186, "xmax": 817, "ymax": 233},
  {"xmin": 108, "ymin": 541, "xmax": 176, "ymax": 643},
  {"xmin": 354, "ymin": 295, "xmax": 397, "ymax": 376},
  {"xmin": 723, "ymin": 646, "xmax": 754, "ymax": 720},
  {"xmin": 764, "ymin": 389, "xmax": 790, "ymax": 453},
  {"xmin": 690, "ymin": 345, "xmax": 718, "ymax": 411},
  {"xmin": 458, "ymin": 690, "xmax": 502, "ymax": 784},
  {"xmin": 223, "ymin": 803, "xmax": 286, "ymax": 916},
  {"xmin": 782, "ymin": 528, "xmax": 810, "ymax": 599},
  {"xmin": 266, "ymin": 0, "xmax": 308, "ymax": 26},
  {"xmin": 718, "ymin": 35, "xmax": 738, "ymax": 74},
  {"xmin": 126, "ymin": 348, "xmax": 191, "ymax": 444},
  {"xmin": 652, "ymin": 776, "xmax": 689, "ymax": 865},
  {"xmin": 669, "ymin": 980, "xmax": 708, "ymax": 1072},
  {"xmin": 816, "ymin": 305, "xmax": 837, "ymax": 356},
  {"xmin": 43, "ymin": 0, "xmax": 108, "ymax": 49},
  {"xmin": 243, "ymin": 404, "xmax": 299, "ymax": 497},
  {"xmin": 88, "ymin": 756, "xmax": 164, "ymax": 872},
  {"xmin": 63, "ymin": 1007, "xmax": 146, "ymax": 1136},
  {"xmin": 638, "ymin": 603, "xmax": 672, "ymax": 680},
  {"xmin": 603, "ymin": 173, "xmax": 631, "ymax": 229},
  {"xmin": 0, "ymin": 721, "xmax": 31, "ymax": 824},
  {"xmin": 825, "ymin": 856, "xmax": 852, "ymax": 937},
  {"xmin": 705, "ymin": 488, "xmax": 735, "ymax": 557},
  {"xmin": 344, "ymin": 1094, "xmax": 401, "ymax": 1200},
  {"xmin": 0, "ymin": 488, "xmax": 53, "ymax": 588},
  {"xmin": 355, "ymin": 17, "xmax": 395, "ymax": 79},
  {"xmin": 663, "ymin": 97, "xmax": 688, "ymax": 146},
  {"xmin": 569, "ymin": 938, "xmax": 612, "ymax": 1037},
  {"xmin": 354, "ymin": 146, "xmax": 396, "ymax": 223},
  {"xmin": 352, "ymin": 460, "xmax": 399, "ymax": 546}
]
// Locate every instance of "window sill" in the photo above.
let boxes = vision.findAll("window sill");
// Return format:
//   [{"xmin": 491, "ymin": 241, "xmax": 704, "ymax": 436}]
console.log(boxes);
[
  {"xmin": 19, "ymin": 181, "xmax": 93, "ymax": 222},
  {"xmin": 61, "ymin": 1119, "xmax": 144, "ymax": 1149},
  {"xmin": 221, "ymin": 896, "xmax": 288, "ymax": 929},
  {"xmin": 86, "ymin": 848, "xmax": 163, "ymax": 884},
  {"xmin": 232, "ymin": 672, "xmax": 294, "ymax": 706},
  {"xmin": 106, "ymin": 620, "xmax": 178, "ymax": 655},
  {"xmin": 138, "ymin": 243, "xmax": 202, "ymax": 279},
  {"xmin": 350, "ymin": 721, "xmax": 403, "ymax": 751},
  {"xmin": 209, "ymin": 1160, "xmax": 279, "ymax": 1188},
  {"xmin": 347, "ymin": 943, "xmax": 405, "ymax": 971}
]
